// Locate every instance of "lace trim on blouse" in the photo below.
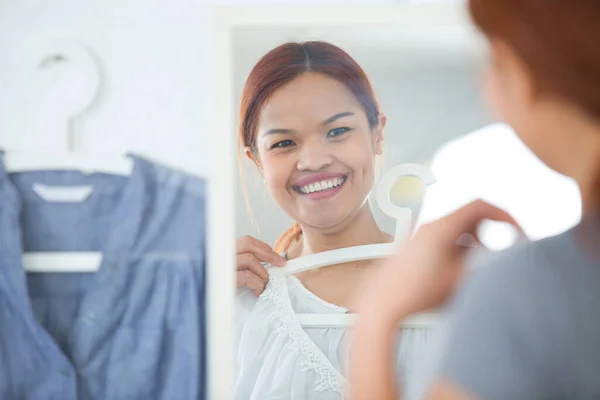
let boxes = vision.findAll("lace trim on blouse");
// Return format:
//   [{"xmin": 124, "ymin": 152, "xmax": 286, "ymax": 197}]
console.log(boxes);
[{"xmin": 261, "ymin": 270, "xmax": 349, "ymax": 394}]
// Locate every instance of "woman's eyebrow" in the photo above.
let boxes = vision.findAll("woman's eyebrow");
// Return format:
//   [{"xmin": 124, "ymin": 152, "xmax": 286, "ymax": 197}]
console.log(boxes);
[
  {"xmin": 322, "ymin": 112, "xmax": 354, "ymax": 125},
  {"xmin": 263, "ymin": 128, "xmax": 295, "ymax": 136}
]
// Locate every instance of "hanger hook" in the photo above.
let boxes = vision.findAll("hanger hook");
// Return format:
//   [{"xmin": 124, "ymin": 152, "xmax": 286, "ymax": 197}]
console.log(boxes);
[
  {"xmin": 30, "ymin": 40, "xmax": 101, "ymax": 152},
  {"xmin": 375, "ymin": 163, "xmax": 437, "ymax": 244}
]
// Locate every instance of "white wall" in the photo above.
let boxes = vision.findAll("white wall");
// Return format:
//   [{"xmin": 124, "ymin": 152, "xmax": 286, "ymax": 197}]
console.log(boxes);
[{"xmin": 0, "ymin": 0, "xmax": 213, "ymax": 176}]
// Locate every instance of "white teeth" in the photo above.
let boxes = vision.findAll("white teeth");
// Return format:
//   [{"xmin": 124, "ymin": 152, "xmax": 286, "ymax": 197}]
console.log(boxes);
[{"xmin": 299, "ymin": 177, "xmax": 345, "ymax": 194}]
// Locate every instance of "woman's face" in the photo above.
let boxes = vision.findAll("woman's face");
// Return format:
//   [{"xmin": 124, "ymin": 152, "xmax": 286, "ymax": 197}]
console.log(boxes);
[{"xmin": 247, "ymin": 72, "xmax": 385, "ymax": 231}]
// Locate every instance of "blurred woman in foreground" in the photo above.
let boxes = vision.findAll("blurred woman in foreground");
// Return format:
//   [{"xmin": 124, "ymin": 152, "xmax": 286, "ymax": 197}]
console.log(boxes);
[{"xmin": 351, "ymin": 1, "xmax": 600, "ymax": 399}]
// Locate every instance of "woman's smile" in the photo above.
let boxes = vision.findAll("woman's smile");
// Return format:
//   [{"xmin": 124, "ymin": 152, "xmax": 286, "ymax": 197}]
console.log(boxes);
[{"xmin": 292, "ymin": 173, "xmax": 349, "ymax": 201}]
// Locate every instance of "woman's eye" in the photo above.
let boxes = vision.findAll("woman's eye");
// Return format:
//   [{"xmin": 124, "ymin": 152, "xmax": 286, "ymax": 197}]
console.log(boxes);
[
  {"xmin": 272, "ymin": 140, "xmax": 295, "ymax": 149},
  {"xmin": 327, "ymin": 127, "xmax": 351, "ymax": 137}
]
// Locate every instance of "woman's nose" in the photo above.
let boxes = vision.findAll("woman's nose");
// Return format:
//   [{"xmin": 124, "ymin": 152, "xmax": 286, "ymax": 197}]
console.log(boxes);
[{"xmin": 296, "ymin": 142, "xmax": 333, "ymax": 171}]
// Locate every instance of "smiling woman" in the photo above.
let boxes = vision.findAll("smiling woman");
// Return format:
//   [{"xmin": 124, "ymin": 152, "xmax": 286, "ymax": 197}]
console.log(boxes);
[
  {"xmin": 234, "ymin": 41, "xmax": 429, "ymax": 400},
  {"xmin": 239, "ymin": 42, "xmax": 385, "ymax": 253}
]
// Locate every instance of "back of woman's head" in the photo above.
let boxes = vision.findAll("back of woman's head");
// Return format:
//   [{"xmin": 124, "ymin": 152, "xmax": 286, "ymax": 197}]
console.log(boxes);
[
  {"xmin": 238, "ymin": 41, "xmax": 380, "ymax": 253},
  {"xmin": 469, "ymin": 0, "xmax": 600, "ymax": 120}
]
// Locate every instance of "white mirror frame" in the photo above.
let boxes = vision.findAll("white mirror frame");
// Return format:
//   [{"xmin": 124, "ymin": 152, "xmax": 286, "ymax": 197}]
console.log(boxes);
[{"xmin": 207, "ymin": 3, "xmax": 475, "ymax": 398}]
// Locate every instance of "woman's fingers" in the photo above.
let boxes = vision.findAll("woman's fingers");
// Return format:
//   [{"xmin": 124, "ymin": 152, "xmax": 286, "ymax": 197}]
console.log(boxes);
[
  {"xmin": 236, "ymin": 235, "xmax": 287, "ymax": 266},
  {"xmin": 237, "ymin": 252, "xmax": 269, "ymax": 284},
  {"xmin": 236, "ymin": 270, "xmax": 266, "ymax": 295},
  {"xmin": 438, "ymin": 199, "xmax": 526, "ymax": 242},
  {"xmin": 235, "ymin": 235, "xmax": 286, "ymax": 296}
]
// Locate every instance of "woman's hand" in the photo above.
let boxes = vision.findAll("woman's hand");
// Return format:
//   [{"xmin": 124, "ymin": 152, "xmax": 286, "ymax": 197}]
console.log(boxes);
[
  {"xmin": 236, "ymin": 235, "xmax": 287, "ymax": 296},
  {"xmin": 358, "ymin": 200, "xmax": 525, "ymax": 325},
  {"xmin": 350, "ymin": 201, "xmax": 525, "ymax": 400}
]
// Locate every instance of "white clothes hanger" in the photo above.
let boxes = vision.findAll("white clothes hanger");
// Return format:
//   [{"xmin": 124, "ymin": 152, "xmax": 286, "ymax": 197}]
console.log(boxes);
[
  {"xmin": 271, "ymin": 164, "xmax": 440, "ymax": 328},
  {"xmin": 2, "ymin": 40, "xmax": 133, "ymax": 176},
  {"xmin": 22, "ymin": 252, "xmax": 103, "ymax": 273},
  {"xmin": 2, "ymin": 40, "xmax": 132, "ymax": 273}
]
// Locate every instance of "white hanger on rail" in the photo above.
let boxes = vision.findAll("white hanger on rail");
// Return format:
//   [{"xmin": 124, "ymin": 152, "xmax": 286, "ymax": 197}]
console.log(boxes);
[
  {"xmin": 2, "ymin": 40, "xmax": 133, "ymax": 176},
  {"xmin": 2, "ymin": 40, "xmax": 132, "ymax": 273},
  {"xmin": 271, "ymin": 163, "xmax": 438, "ymax": 328}
]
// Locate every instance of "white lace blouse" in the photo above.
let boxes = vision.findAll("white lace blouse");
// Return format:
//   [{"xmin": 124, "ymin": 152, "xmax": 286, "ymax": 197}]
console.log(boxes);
[{"xmin": 235, "ymin": 269, "xmax": 431, "ymax": 399}]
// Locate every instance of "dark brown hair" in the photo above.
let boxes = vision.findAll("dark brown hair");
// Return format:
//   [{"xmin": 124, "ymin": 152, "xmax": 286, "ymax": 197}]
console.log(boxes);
[
  {"xmin": 238, "ymin": 41, "xmax": 380, "ymax": 253},
  {"xmin": 469, "ymin": 0, "xmax": 600, "ymax": 119}
]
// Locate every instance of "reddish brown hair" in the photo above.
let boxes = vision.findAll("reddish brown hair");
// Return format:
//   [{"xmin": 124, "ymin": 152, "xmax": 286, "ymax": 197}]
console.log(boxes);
[
  {"xmin": 238, "ymin": 41, "xmax": 380, "ymax": 253},
  {"xmin": 468, "ymin": 0, "xmax": 600, "ymax": 119}
]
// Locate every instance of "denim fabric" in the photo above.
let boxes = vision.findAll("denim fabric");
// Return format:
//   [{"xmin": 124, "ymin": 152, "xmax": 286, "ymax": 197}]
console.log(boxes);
[{"xmin": 0, "ymin": 153, "xmax": 206, "ymax": 400}]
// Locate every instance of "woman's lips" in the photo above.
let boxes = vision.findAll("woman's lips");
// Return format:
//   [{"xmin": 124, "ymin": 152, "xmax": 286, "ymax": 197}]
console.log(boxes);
[{"xmin": 293, "ymin": 175, "xmax": 348, "ymax": 200}]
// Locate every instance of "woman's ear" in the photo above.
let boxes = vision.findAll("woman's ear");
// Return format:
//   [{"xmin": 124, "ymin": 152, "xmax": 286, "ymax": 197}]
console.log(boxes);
[
  {"xmin": 375, "ymin": 113, "xmax": 387, "ymax": 155},
  {"xmin": 244, "ymin": 146, "xmax": 262, "ymax": 170}
]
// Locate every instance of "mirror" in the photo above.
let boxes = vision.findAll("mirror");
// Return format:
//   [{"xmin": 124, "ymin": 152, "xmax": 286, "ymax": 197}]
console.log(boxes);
[{"xmin": 228, "ymin": 4, "xmax": 583, "ymax": 400}]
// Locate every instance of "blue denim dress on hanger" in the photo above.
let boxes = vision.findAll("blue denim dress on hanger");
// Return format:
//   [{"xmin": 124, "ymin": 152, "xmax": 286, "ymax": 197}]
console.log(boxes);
[{"xmin": 0, "ymin": 153, "xmax": 206, "ymax": 400}]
